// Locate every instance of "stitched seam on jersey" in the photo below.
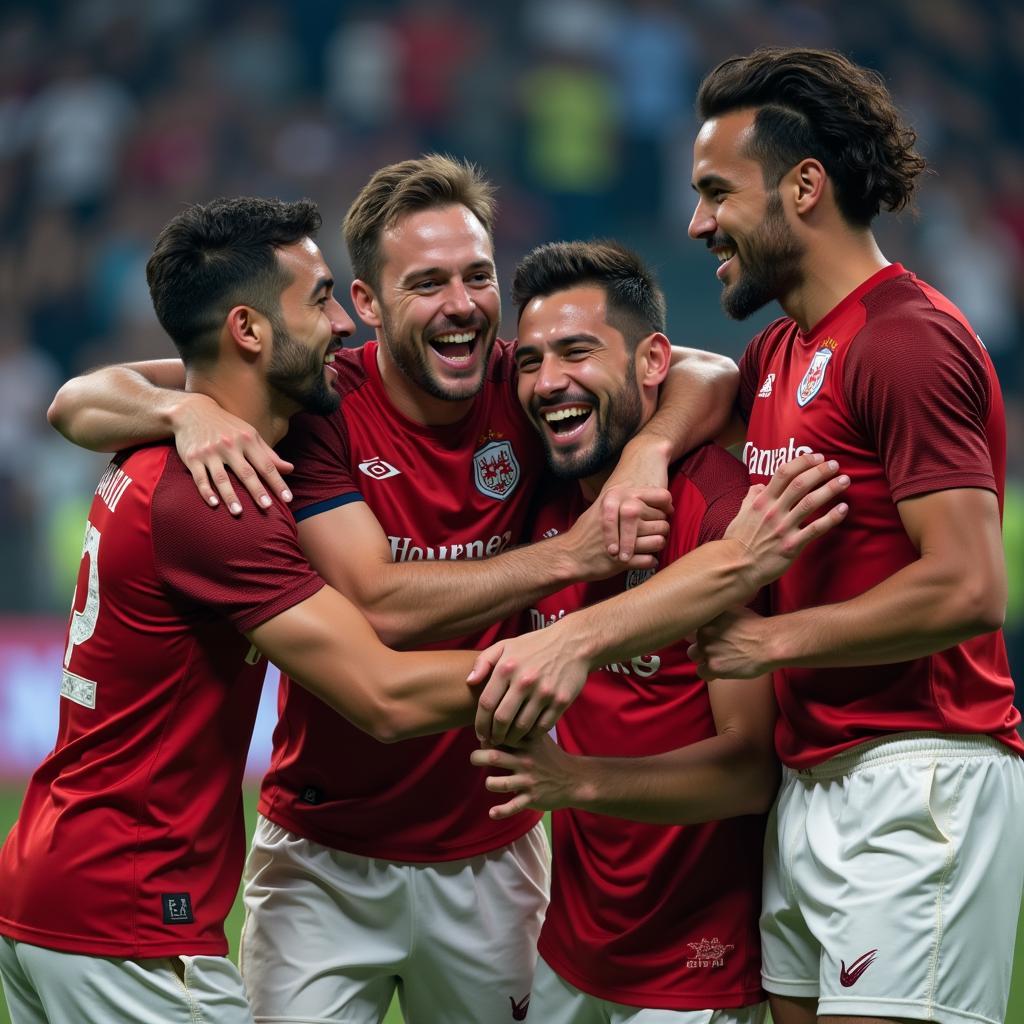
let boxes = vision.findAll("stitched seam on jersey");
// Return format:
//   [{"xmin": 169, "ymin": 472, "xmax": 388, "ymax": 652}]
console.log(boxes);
[{"xmin": 925, "ymin": 759, "xmax": 964, "ymax": 1014}]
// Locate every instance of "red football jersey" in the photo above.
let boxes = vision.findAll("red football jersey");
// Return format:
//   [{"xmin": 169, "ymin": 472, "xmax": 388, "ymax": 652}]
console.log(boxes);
[
  {"xmin": 260, "ymin": 340, "xmax": 545, "ymax": 861},
  {"xmin": 533, "ymin": 445, "xmax": 766, "ymax": 1010},
  {"xmin": 0, "ymin": 444, "xmax": 323, "ymax": 957},
  {"xmin": 739, "ymin": 264, "xmax": 1024, "ymax": 767}
]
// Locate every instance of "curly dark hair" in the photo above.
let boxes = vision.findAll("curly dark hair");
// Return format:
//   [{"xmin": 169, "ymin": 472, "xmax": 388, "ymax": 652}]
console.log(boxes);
[
  {"xmin": 147, "ymin": 196, "xmax": 322, "ymax": 365},
  {"xmin": 696, "ymin": 47, "xmax": 927, "ymax": 226},
  {"xmin": 511, "ymin": 240, "xmax": 666, "ymax": 352},
  {"xmin": 343, "ymin": 154, "xmax": 496, "ymax": 291}
]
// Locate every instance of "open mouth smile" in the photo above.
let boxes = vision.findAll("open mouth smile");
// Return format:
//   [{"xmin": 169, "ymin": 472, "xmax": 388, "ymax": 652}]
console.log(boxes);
[
  {"xmin": 428, "ymin": 330, "xmax": 479, "ymax": 366},
  {"xmin": 539, "ymin": 403, "xmax": 594, "ymax": 442}
]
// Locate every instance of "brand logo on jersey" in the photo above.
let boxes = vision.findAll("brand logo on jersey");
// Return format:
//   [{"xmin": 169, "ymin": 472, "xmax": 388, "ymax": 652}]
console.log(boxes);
[
  {"xmin": 796, "ymin": 340, "xmax": 836, "ymax": 407},
  {"xmin": 757, "ymin": 373, "xmax": 776, "ymax": 398},
  {"xmin": 686, "ymin": 937, "xmax": 735, "ymax": 968},
  {"xmin": 839, "ymin": 948, "xmax": 878, "ymax": 987},
  {"xmin": 358, "ymin": 456, "xmax": 401, "ymax": 480},
  {"xmin": 162, "ymin": 893, "xmax": 194, "ymax": 925},
  {"xmin": 742, "ymin": 437, "xmax": 814, "ymax": 478},
  {"xmin": 509, "ymin": 994, "xmax": 530, "ymax": 1020},
  {"xmin": 60, "ymin": 669, "xmax": 97, "ymax": 709},
  {"xmin": 473, "ymin": 440, "xmax": 520, "ymax": 500},
  {"xmin": 625, "ymin": 562, "xmax": 657, "ymax": 590},
  {"xmin": 542, "ymin": 527, "xmax": 559, "ymax": 539},
  {"xmin": 300, "ymin": 786, "xmax": 323, "ymax": 805},
  {"xmin": 244, "ymin": 643, "xmax": 263, "ymax": 666}
]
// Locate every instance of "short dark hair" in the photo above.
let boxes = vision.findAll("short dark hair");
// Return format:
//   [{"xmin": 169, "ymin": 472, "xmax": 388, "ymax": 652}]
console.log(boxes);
[
  {"xmin": 511, "ymin": 240, "xmax": 667, "ymax": 349},
  {"xmin": 696, "ymin": 47, "xmax": 927, "ymax": 226},
  {"xmin": 343, "ymin": 154, "xmax": 496, "ymax": 291},
  {"xmin": 146, "ymin": 196, "xmax": 322, "ymax": 365}
]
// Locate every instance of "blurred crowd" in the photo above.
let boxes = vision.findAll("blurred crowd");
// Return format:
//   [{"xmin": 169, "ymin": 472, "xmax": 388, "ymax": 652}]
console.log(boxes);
[{"xmin": 0, "ymin": 0, "xmax": 1021, "ymax": 681}]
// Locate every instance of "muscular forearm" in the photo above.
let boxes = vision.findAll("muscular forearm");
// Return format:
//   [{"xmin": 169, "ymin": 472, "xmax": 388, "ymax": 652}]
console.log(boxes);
[
  {"xmin": 364, "ymin": 534, "xmax": 590, "ymax": 647},
  {"xmin": 562, "ymin": 538, "xmax": 757, "ymax": 668},
  {"xmin": 639, "ymin": 348, "xmax": 739, "ymax": 461},
  {"xmin": 763, "ymin": 555, "xmax": 1005, "ymax": 670},
  {"xmin": 564, "ymin": 732, "xmax": 777, "ymax": 824},
  {"xmin": 47, "ymin": 361, "xmax": 188, "ymax": 451}
]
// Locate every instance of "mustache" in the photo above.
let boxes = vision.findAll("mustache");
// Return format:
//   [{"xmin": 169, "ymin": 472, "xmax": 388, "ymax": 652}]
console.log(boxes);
[
  {"xmin": 531, "ymin": 392, "xmax": 595, "ymax": 415},
  {"xmin": 707, "ymin": 233, "xmax": 736, "ymax": 250},
  {"xmin": 427, "ymin": 314, "xmax": 490, "ymax": 338}
]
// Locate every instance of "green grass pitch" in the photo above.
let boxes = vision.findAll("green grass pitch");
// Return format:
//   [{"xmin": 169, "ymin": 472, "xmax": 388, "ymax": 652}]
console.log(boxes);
[{"xmin": 0, "ymin": 786, "xmax": 1021, "ymax": 1023}]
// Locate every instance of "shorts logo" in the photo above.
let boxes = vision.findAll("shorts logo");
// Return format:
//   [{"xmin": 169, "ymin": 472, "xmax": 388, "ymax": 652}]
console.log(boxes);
[
  {"xmin": 162, "ymin": 893, "xmax": 194, "ymax": 925},
  {"xmin": 358, "ymin": 456, "xmax": 401, "ymax": 480},
  {"xmin": 796, "ymin": 345, "xmax": 834, "ymax": 407},
  {"xmin": 473, "ymin": 440, "xmax": 520, "ymax": 500},
  {"xmin": 509, "ymin": 993, "xmax": 530, "ymax": 1020},
  {"xmin": 757, "ymin": 373, "xmax": 775, "ymax": 398},
  {"xmin": 840, "ymin": 948, "xmax": 878, "ymax": 987},
  {"xmin": 686, "ymin": 937, "xmax": 734, "ymax": 968}
]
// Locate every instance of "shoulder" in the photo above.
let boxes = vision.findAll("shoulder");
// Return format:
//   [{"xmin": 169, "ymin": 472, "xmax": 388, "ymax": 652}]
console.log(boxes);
[
  {"xmin": 672, "ymin": 443, "xmax": 748, "ymax": 506},
  {"xmin": 486, "ymin": 338, "xmax": 518, "ymax": 385}
]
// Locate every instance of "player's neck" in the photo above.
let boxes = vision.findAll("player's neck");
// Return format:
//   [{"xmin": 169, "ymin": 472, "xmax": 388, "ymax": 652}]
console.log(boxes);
[
  {"xmin": 782, "ymin": 230, "xmax": 889, "ymax": 333},
  {"xmin": 185, "ymin": 372, "xmax": 287, "ymax": 448}
]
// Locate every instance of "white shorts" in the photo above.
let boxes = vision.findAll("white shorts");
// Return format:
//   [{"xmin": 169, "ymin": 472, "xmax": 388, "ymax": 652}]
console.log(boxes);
[
  {"xmin": 0, "ymin": 935, "xmax": 253, "ymax": 1024},
  {"xmin": 239, "ymin": 815, "xmax": 550, "ymax": 1024},
  {"xmin": 532, "ymin": 956, "xmax": 768, "ymax": 1024},
  {"xmin": 761, "ymin": 732, "xmax": 1024, "ymax": 1024}
]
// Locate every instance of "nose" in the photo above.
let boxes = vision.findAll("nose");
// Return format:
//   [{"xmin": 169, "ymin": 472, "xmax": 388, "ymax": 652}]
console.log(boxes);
[
  {"xmin": 329, "ymin": 297, "xmax": 356, "ymax": 339},
  {"xmin": 688, "ymin": 196, "xmax": 715, "ymax": 241},
  {"xmin": 534, "ymin": 353, "xmax": 568, "ymax": 399},
  {"xmin": 442, "ymin": 279, "xmax": 475, "ymax": 320}
]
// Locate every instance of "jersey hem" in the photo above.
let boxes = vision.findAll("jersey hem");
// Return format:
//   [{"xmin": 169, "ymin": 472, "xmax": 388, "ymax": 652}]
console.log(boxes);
[
  {"xmin": 0, "ymin": 919, "xmax": 227, "ymax": 959},
  {"xmin": 257, "ymin": 803, "xmax": 542, "ymax": 863},
  {"xmin": 889, "ymin": 472, "xmax": 996, "ymax": 504},
  {"xmin": 539, "ymin": 942, "xmax": 764, "ymax": 1009},
  {"xmin": 817, "ymin": 994, "xmax": 1001, "ymax": 1024}
]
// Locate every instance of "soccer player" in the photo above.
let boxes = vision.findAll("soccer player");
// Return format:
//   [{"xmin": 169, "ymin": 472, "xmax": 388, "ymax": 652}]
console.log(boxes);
[
  {"xmin": 475, "ymin": 48, "xmax": 1024, "ymax": 1024},
  {"xmin": 470, "ymin": 238, "xmax": 797, "ymax": 1023},
  {"xmin": 45, "ymin": 157, "xmax": 743, "ymax": 1023},
  {"xmin": 0, "ymin": 195, "xmax": 499, "ymax": 1024}
]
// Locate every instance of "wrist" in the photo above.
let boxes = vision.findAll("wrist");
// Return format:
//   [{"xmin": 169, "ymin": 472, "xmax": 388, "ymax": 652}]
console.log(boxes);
[
  {"xmin": 165, "ymin": 391, "xmax": 211, "ymax": 436},
  {"xmin": 623, "ymin": 430, "xmax": 674, "ymax": 466}
]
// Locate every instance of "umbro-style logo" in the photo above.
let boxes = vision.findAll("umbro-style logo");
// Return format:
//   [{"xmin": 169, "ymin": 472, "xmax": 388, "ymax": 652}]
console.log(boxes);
[
  {"xmin": 757, "ymin": 373, "xmax": 775, "ymax": 398},
  {"xmin": 509, "ymin": 993, "xmax": 530, "ymax": 1020},
  {"xmin": 358, "ymin": 456, "xmax": 401, "ymax": 480},
  {"xmin": 840, "ymin": 948, "xmax": 878, "ymax": 987},
  {"xmin": 162, "ymin": 893, "xmax": 194, "ymax": 925}
]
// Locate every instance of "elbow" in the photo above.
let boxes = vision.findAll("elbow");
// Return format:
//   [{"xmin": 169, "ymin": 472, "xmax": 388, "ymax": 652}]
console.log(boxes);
[
  {"xmin": 359, "ymin": 700, "xmax": 421, "ymax": 744},
  {"xmin": 46, "ymin": 387, "xmax": 73, "ymax": 437},
  {"xmin": 953, "ymin": 573, "xmax": 1007, "ymax": 637}
]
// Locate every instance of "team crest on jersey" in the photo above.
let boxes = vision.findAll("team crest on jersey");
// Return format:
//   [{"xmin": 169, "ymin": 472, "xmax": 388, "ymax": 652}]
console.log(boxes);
[
  {"xmin": 686, "ymin": 937, "xmax": 735, "ymax": 968},
  {"xmin": 473, "ymin": 439, "xmax": 520, "ymax": 500},
  {"xmin": 796, "ymin": 345, "xmax": 834, "ymax": 407}
]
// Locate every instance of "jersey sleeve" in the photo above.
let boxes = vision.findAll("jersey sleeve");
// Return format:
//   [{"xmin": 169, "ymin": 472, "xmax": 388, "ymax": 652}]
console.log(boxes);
[
  {"xmin": 843, "ymin": 310, "xmax": 996, "ymax": 503},
  {"xmin": 276, "ymin": 406, "xmax": 363, "ymax": 521},
  {"xmin": 151, "ymin": 468, "xmax": 325, "ymax": 634}
]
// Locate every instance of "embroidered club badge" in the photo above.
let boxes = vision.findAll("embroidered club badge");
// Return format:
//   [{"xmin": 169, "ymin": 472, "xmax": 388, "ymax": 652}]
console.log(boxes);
[
  {"xmin": 796, "ymin": 347, "xmax": 833, "ymax": 407},
  {"xmin": 473, "ymin": 440, "xmax": 520, "ymax": 500}
]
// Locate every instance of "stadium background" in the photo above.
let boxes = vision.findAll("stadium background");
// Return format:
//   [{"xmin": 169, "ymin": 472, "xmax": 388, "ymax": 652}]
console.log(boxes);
[{"xmin": 0, "ymin": 1, "xmax": 1021, "ymax": 1021}]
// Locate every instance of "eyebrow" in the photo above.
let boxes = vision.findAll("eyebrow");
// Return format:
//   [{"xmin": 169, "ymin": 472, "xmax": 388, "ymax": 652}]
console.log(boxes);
[
  {"xmin": 692, "ymin": 174, "xmax": 733, "ymax": 192},
  {"xmin": 309, "ymin": 276, "xmax": 333, "ymax": 300},
  {"xmin": 397, "ymin": 259, "xmax": 496, "ymax": 288}
]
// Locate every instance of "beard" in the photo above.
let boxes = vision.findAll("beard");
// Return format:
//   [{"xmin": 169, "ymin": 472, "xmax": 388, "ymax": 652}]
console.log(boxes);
[
  {"xmin": 538, "ymin": 363, "xmax": 644, "ymax": 481},
  {"xmin": 266, "ymin": 315, "xmax": 340, "ymax": 416},
  {"xmin": 379, "ymin": 307, "xmax": 496, "ymax": 403},
  {"xmin": 720, "ymin": 190, "xmax": 805, "ymax": 321}
]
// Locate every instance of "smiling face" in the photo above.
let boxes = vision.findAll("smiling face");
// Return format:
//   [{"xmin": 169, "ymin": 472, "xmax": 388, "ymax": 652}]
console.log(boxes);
[
  {"xmin": 364, "ymin": 203, "xmax": 501, "ymax": 406},
  {"xmin": 266, "ymin": 238, "xmax": 354, "ymax": 415},
  {"xmin": 516, "ymin": 285, "xmax": 646, "ymax": 484},
  {"xmin": 689, "ymin": 109, "xmax": 805, "ymax": 320}
]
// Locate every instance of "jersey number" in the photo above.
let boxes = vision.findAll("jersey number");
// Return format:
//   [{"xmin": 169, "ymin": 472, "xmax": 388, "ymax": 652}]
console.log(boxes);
[{"xmin": 65, "ymin": 521, "xmax": 101, "ymax": 669}]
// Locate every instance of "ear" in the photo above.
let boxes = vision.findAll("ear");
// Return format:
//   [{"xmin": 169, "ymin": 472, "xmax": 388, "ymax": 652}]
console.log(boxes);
[
  {"xmin": 636, "ymin": 332, "xmax": 672, "ymax": 388},
  {"xmin": 351, "ymin": 279, "xmax": 382, "ymax": 328},
  {"xmin": 225, "ymin": 305, "xmax": 268, "ymax": 357},
  {"xmin": 788, "ymin": 158, "xmax": 826, "ymax": 216}
]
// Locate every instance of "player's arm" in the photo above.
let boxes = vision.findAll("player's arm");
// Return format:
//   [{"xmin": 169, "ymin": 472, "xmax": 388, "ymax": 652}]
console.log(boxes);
[
  {"xmin": 692, "ymin": 487, "xmax": 1006, "ymax": 678},
  {"xmin": 246, "ymin": 584, "xmax": 479, "ymax": 743},
  {"xmin": 471, "ymin": 673, "xmax": 777, "ymax": 823},
  {"xmin": 599, "ymin": 345, "xmax": 740, "ymax": 559},
  {"xmin": 47, "ymin": 359, "xmax": 293, "ymax": 512},
  {"xmin": 297, "ymin": 490, "xmax": 669, "ymax": 648},
  {"xmin": 472, "ymin": 452, "xmax": 849, "ymax": 743}
]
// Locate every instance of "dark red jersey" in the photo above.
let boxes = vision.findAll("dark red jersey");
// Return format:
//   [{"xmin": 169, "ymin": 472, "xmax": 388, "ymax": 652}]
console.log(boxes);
[
  {"xmin": 532, "ymin": 445, "xmax": 766, "ymax": 1010},
  {"xmin": 260, "ymin": 340, "xmax": 545, "ymax": 861},
  {"xmin": 739, "ymin": 264, "xmax": 1023, "ymax": 767},
  {"xmin": 0, "ymin": 444, "xmax": 323, "ymax": 957}
]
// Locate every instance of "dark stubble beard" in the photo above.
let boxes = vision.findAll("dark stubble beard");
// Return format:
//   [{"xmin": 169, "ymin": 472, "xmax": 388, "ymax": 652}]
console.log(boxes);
[
  {"xmin": 541, "ymin": 362, "xmax": 644, "ymax": 481},
  {"xmin": 721, "ymin": 190, "xmax": 805, "ymax": 321},
  {"xmin": 266, "ymin": 314, "xmax": 340, "ymax": 416}
]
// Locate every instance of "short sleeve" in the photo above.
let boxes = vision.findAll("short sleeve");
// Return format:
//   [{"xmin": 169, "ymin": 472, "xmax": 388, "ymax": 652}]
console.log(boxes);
[
  {"xmin": 843, "ymin": 310, "xmax": 995, "ymax": 503},
  {"xmin": 152, "ymin": 466, "xmax": 324, "ymax": 633}
]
